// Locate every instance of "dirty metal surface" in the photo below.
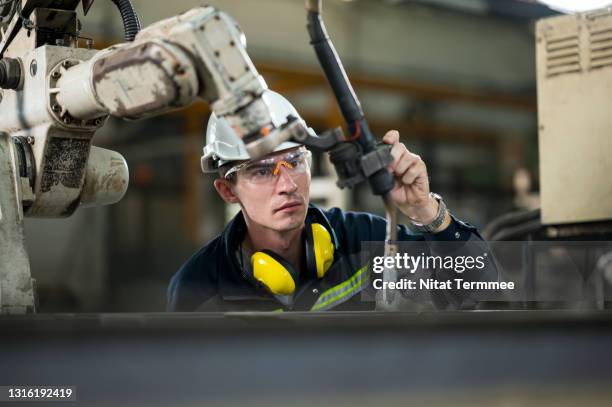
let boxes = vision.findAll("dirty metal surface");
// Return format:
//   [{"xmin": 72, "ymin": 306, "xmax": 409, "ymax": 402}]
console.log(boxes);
[
  {"xmin": 39, "ymin": 136, "xmax": 89, "ymax": 193},
  {"xmin": 0, "ymin": 133, "xmax": 35, "ymax": 313},
  {"xmin": 92, "ymin": 41, "xmax": 197, "ymax": 119}
]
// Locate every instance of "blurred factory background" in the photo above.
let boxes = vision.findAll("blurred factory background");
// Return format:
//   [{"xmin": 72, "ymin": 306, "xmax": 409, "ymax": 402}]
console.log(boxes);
[{"xmin": 22, "ymin": 0, "xmax": 560, "ymax": 312}]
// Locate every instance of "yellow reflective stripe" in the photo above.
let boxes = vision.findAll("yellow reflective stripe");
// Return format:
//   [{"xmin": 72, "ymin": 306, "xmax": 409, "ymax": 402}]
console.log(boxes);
[
  {"xmin": 315, "ymin": 265, "xmax": 368, "ymax": 304},
  {"xmin": 311, "ymin": 266, "xmax": 369, "ymax": 311},
  {"xmin": 311, "ymin": 264, "xmax": 369, "ymax": 311}
]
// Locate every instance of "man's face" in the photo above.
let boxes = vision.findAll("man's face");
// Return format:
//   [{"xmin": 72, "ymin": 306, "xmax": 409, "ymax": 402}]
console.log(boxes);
[{"xmin": 227, "ymin": 148, "xmax": 311, "ymax": 232}]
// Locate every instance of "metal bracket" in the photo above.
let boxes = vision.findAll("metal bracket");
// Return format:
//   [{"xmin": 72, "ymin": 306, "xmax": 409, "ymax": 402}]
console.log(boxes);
[
  {"xmin": 361, "ymin": 144, "xmax": 392, "ymax": 177},
  {"xmin": 294, "ymin": 125, "xmax": 345, "ymax": 151}
]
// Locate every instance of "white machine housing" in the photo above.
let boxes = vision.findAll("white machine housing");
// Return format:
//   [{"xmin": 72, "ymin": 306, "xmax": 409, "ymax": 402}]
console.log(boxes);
[{"xmin": 536, "ymin": 8, "xmax": 612, "ymax": 225}]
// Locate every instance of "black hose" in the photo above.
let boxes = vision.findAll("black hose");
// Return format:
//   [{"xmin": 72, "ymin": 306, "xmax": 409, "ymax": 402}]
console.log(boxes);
[
  {"xmin": 483, "ymin": 208, "xmax": 540, "ymax": 240},
  {"xmin": 110, "ymin": 0, "xmax": 141, "ymax": 42},
  {"xmin": 305, "ymin": 0, "xmax": 393, "ymax": 196},
  {"xmin": 306, "ymin": 8, "xmax": 363, "ymax": 132},
  {"xmin": 489, "ymin": 219, "xmax": 543, "ymax": 241}
]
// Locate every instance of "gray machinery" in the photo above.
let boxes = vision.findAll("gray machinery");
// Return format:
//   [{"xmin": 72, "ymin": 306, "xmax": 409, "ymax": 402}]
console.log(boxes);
[
  {"xmin": 0, "ymin": 0, "xmax": 322, "ymax": 314},
  {"xmin": 486, "ymin": 6, "xmax": 612, "ymax": 242},
  {"xmin": 483, "ymin": 7, "xmax": 612, "ymax": 309}
]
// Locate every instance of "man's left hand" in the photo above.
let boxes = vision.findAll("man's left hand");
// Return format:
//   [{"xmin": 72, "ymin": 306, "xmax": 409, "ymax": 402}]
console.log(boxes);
[{"xmin": 382, "ymin": 130, "xmax": 439, "ymax": 225}]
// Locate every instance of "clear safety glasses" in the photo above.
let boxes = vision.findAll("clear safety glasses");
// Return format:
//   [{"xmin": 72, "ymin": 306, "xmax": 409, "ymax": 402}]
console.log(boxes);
[{"xmin": 224, "ymin": 148, "xmax": 312, "ymax": 184}]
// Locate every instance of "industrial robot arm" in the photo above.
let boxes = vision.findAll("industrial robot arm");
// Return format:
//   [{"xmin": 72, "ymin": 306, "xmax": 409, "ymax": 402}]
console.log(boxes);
[{"xmin": 0, "ymin": 0, "xmax": 324, "ymax": 313}]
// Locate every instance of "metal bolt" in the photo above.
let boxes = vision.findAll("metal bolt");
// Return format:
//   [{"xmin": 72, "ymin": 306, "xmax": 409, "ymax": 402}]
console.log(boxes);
[
  {"xmin": 94, "ymin": 118, "xmax": 102, "ymax": 126},
  {"xmin": 26, "ymin": 136, "xmax": 34, "ymax": 145},
  {"xmin": 63, "ymin": 116, "xmax": 72, "ymax": 124},
  {"xmin": 455, "ymin": 232, "xmax": 461, "ymax": 239},
  {"xmin": 52, "ymin": 104, "xmax": 61, "ymax": 112},
  {"xmin": 51, "ymin": 71, "xmax": 61, "ymax": 79},
  {"xmin": 214, "ymin": 51, "xmax": 220, "ymax": 57},
  {"xmin": 229, "ymin": 76, "xmax": 235, "ymax": 82},
  {"xmin": 312, "ymin": 288, "xmax": 319, "ymax": 294},
  {"xmin": 62, "ymin": 60, "xmax": 71, "ymax": 68},
  {"xmin": 29, "ymin": 60, "xmax": 37, "ymax": 77},
  {"xmin": 199, "ymin": 25, "xmax": 206, "ymax": 31},
  {"xmin": 229, "ymin": 40, "xmax": 235, "ymax": 47}
]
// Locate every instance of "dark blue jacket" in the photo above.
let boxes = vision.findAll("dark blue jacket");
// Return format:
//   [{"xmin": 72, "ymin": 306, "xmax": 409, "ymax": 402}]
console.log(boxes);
[{"xmin": 167, "ymin": 204, "xmax": 495, "ymax": 312}]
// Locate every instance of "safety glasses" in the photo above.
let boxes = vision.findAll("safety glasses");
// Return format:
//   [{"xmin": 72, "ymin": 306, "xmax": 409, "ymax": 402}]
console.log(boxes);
[{"xmin": 224, "ymin": 148, "xmax": 312, "ymax": 184}]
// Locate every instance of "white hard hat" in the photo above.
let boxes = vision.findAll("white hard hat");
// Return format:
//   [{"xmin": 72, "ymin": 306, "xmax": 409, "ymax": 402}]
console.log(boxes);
[{"xmin": 201, "ymin": 90, "xmax": 305, "ymax": 173}]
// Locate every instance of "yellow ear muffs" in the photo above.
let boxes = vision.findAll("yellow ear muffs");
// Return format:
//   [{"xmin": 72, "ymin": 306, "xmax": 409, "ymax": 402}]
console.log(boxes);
[
  {"xmin": 249, "ymin": 219, "xmax": 335, "ymax": 295},
  {"xmin": 251, "ymin": 250, "xmax": 298, "ymax": 295},
  {"xmin": 309, "ymin": 223, "xmax": 335, "ymax": 279}
]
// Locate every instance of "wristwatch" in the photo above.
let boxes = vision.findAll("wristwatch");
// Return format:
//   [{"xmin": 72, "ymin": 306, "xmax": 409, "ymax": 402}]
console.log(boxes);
[{"xmin": 409, "ymin": 192, "xmax": 447, "ymax": 233}]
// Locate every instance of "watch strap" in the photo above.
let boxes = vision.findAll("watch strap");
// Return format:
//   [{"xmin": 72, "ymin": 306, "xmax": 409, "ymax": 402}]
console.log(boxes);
[{"xmin": 409, "ymin": 193, "xmax": 447, "ymax": 233}]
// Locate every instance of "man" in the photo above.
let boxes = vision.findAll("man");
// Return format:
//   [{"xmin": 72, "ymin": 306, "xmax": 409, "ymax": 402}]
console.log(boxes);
[{"xmin": 167, "ymin": 90, "xmax": 495, "ymax": 312}]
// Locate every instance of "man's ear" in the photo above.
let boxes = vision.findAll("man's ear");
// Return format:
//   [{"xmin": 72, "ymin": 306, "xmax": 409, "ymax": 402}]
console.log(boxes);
[{"xmin": 214, "ymin": 178, "xmax": 240, "ymax": 204}]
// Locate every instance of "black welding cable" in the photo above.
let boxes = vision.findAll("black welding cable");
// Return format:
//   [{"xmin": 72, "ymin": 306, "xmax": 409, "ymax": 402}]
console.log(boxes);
[
  {"xmin": 305, "ymin": 1, "xmax": 362, "ymax": 126},
  {"xmin": 110, "ymin": 0, "xmax": 140, "ymax": 42},
  {"xmin": 304, "ymin": 2, "xmax": 370, "ymax": 143},
  {"xmin": 305, "ymin": 0, "xmax": 393, "ymax": 196},
  {"xmin": 306, "ymin": 0, "xmax": 398, "ymax": 311}
]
